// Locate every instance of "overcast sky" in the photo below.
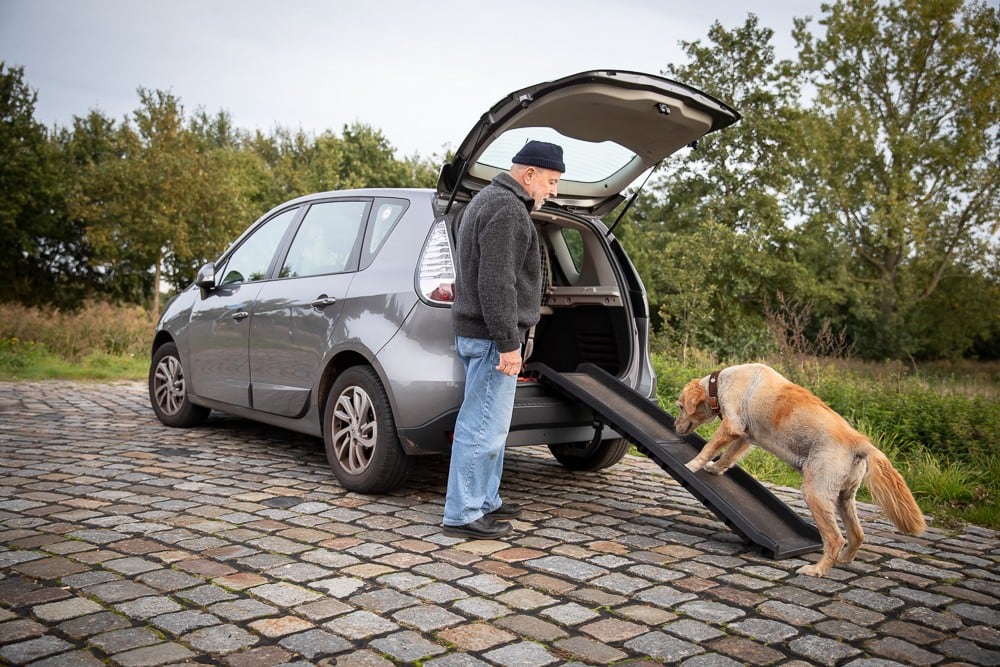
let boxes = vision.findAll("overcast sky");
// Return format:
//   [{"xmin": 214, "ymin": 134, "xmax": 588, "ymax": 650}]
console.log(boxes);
[{"xmin": 1, "ymin": 0, "xmax": 825, "ymax": 157}]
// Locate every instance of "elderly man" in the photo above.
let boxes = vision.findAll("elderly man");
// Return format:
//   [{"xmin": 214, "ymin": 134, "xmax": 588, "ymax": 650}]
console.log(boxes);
[{"xmin": 443, "ymin": 140, "xmax": 565, "ymax": 539}]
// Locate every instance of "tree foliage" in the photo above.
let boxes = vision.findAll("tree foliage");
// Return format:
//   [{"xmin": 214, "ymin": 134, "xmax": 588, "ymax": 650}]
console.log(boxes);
[
  {"xmin": 792, "ymin": 0, "xmax": 1000, "ymax": 358},
  {"xmin": 0, "ymin": 63, "xmax": 66, "ymax": 304},
  {"xmin": 621, "ymin": 15, "xmax": 811, "ymax": 358},
  {"xmin": 621, "ymin": 1, "xmax": 999, "ymax": 360},
  {"xmin": 2, "ymin": 69, "xmax": 438, "ymax": 311}
]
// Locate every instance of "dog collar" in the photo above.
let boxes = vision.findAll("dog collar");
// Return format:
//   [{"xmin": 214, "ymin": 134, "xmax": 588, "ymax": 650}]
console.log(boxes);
[{"xmin": 707, "ymin": 370, "xmax": 722, "ymax": 416}]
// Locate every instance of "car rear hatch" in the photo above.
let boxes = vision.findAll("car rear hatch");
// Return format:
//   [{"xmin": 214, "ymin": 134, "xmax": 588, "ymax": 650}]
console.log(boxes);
[{"xmin": 436, "ymin": 69, "xmax": 741, "ymax": 217}]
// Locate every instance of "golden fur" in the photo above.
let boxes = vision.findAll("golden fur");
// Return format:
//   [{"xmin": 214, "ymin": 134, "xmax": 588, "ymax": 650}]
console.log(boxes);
[{"xmin": 675, "ymin": 363, "xmax": 926, "ymax": 577}]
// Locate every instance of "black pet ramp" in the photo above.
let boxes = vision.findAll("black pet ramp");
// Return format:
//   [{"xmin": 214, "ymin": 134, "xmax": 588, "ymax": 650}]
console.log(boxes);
[{"xmin": 527, "ymin": 362, "xmax": 823, "ymax": 560}]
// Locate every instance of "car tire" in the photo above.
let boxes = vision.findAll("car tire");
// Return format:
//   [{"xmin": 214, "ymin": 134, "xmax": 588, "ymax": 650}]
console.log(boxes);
[
  {"xmin": 548, "ymin": 437, "xmax": 630, "ymax": 471},
  {"xmin": 149, "ymin": 341, "xmax": 210, "ymax": 427},
  {"xmin": 324, "ymin": 366, "xmax": 411, "ymax": 494}
]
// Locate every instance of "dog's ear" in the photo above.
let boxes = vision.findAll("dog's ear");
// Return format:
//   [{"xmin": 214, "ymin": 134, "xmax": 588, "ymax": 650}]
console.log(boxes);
[{"xmin": 681, "ymin": 379, "xmax": 707, "ymax": 415}]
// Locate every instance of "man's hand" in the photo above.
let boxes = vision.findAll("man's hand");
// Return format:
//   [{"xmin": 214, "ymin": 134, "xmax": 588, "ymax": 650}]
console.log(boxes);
[{"xmin": 497, "ymin": 350, "xmax": 522, "ymax": 376}]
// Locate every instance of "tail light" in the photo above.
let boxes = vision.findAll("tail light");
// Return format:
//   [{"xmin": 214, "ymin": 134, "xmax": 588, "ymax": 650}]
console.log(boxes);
[{"xmin": 418, "ymin": 220, "xmax": 456, "ymax": 304}]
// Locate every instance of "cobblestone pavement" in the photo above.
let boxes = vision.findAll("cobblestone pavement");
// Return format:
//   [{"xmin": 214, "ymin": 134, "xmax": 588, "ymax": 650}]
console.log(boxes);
[{"xmin": 1, "ymin": 381, "xmax": 998, "ymax": 667}]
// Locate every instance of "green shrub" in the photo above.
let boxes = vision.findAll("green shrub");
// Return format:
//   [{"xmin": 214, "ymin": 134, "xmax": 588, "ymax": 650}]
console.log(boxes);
[
  {"xmin": 812, "ymin": 377, "xmax": 999, "ymax": 462},
  {"xmin": 0, "ymin": 301, "xmax": 151, "ymax": 360},
  {"xmin": 0, "ymin": 337, "xmax": 47, "ymax": 373}
]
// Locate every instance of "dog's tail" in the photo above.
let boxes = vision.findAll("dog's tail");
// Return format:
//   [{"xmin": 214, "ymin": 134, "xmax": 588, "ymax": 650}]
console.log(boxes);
[{"xmin": 864, "ymin": 447, "xmax": 926, "ymax": 536}]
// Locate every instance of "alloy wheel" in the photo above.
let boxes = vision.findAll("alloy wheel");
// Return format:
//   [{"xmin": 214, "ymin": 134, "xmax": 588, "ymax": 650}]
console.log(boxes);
[
  {"xmin": 330, "ymin": 386, "xmax": 377, "ymax": 474},
  {"xmin": 152, "ymin": 355, "xmax": 186, "ymax": 416}
]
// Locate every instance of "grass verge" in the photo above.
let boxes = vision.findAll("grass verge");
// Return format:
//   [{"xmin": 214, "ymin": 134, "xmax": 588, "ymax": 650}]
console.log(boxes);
[
  {"xmin": 0, "ymin": 338, "xmax": 147, "ymax": 381},
  {"xmin": 0, "ymin": 301, "xmax": 151, "ymax": 381}
]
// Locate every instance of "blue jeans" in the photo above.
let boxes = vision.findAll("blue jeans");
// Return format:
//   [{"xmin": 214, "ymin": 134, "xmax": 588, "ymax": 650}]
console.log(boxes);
[{"xmin": 443, "ymin": 336, "xmax": 518, "ymax": 526}]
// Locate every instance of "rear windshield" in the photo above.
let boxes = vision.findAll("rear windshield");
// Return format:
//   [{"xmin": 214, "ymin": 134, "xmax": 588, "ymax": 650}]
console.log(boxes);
[{"xmin": 476, "ymin": 127, "xmax": 636, "ymax": 184}]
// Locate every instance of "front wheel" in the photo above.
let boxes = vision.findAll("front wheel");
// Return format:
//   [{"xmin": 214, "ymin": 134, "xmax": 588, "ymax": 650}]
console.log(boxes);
[
  {"xmin": 548, "ymin": 437, "xmax": 630, "ymax": 471},
  {"xmin": 149, "ymin": 341, "xmax": 210, "ymax": 427},
  {"xmin": 323, "ymin": 366, "xmax": 411, "ymax": 493}
]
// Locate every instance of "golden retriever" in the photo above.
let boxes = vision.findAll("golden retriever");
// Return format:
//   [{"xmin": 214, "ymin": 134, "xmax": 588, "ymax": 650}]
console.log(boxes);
[{"xmin": 675, "ymin": 363, "xmax": 926, "ymax": 577}]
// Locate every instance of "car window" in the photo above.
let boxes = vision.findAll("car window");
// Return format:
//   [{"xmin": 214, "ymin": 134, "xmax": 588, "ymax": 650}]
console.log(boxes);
[
  {"xmin": 477, "ymin": 127, "xmax": 636, "ymax": 184},
  {"xmin": 561, "ymin": 228, "xmax": 584, "ymax": 273},
  {"xmin": 361, "ymin": 198, "xmax": 409, "ymax": 268},
  {"xmin": 280, "ymin": 200, "xmax": 370, "ymax": 278},
  {"xmin": 219, "ymin": 208, "xmax": 298, "ymax": 286},
  {"xmin": 369, "ymin": 201, "xmax": 406, "ymax": 254}
]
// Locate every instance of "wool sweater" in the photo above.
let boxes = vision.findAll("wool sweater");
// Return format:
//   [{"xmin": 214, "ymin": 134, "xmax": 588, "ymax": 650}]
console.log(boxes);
[{"xmin": 452, "ymin": 172, "xmax": 542, "ymax": 353}]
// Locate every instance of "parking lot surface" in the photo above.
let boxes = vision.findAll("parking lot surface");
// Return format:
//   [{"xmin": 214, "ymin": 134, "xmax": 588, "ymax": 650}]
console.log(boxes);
[{"xmin": 1, "ymin": 380, "xmax": 998, "ymax": 666}]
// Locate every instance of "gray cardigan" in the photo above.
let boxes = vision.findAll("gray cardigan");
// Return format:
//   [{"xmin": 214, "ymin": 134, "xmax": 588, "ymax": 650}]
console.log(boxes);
[{"xmin": 452, "ymin": 172, "xmax": 542, "ymax": 353}]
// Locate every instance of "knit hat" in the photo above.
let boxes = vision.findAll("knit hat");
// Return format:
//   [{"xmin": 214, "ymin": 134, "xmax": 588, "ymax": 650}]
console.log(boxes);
[{"xmin": 511, "ymin": 140, "xmax": 565, "ymax": 173}]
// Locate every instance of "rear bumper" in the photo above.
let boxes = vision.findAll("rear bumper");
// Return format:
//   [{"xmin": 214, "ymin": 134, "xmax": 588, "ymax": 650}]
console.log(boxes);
[{"xmin": 396, "ymin": 380, "xmax": 605, "ymax": 455}]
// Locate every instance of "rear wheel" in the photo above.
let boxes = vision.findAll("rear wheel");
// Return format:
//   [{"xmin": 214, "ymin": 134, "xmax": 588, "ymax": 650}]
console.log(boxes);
[
  {"xmin": 324, "ymin": 366, "xmax": 411, "ymax": 493},
  {"xmin": 548, "ymin": 437, "xmax": 630, "ymax": 471},
  {"xmin": 149, "ymin": 342, "xmax": 210, "ymax": 427}
]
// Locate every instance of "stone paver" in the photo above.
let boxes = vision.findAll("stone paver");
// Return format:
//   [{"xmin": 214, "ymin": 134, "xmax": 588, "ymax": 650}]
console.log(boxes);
[{"xmin": 1, "ymin": 380, "xmax": 998, "ymax": 665}]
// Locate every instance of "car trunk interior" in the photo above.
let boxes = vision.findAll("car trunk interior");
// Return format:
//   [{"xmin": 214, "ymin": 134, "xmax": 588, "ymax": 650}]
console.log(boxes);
[
  {"xmin": 527, "ymin": 305, "xmax": 629, "ymax": 375},
  {"xmin": 447, "ymin": 203, "xmax": 633, "ymax": 379},
  {"xmin": 522, "ymin": 216, "xmax": 631, "ymax": 377}
]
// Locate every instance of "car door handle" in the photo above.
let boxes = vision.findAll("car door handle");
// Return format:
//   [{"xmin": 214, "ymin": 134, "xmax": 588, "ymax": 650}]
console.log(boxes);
[
  {"xmin": 311, "ymin": 296, "xmax": 337, "ymax": 309},
  {"xmin": 232, "ymin": 311, "xmax": 250, "ymax": 322}
]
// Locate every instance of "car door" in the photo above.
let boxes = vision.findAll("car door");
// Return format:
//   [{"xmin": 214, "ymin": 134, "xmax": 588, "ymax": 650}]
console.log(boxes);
[
  {"xmin": 249, "ymin": 198, "xmax": 371, "ymax": 417},
  {"xmin": 187, "ymin": 207, "xmax": 299, "ymax": 407}
]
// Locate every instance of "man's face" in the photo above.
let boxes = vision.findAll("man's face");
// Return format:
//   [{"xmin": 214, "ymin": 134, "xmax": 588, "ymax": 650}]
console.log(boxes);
[{"xmin": 521, "ymin": 166, "xmax": 561, "ymax": 211}]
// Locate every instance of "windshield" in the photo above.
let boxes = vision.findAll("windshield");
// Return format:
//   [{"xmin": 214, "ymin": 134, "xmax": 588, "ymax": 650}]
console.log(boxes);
[{"xmin": 476, "ymin": 127, "xmax": 637, "ymax": 184}]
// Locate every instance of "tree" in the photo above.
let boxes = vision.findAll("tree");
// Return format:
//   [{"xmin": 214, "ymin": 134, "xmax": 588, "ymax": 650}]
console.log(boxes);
[
  {"xmin": 792, "ymin": 0, "xmax": 1000, "ymax": 358},
  {"xmin": 0, "ymin": 62, "xmax": 65, "ymax": 305},
  {"xmin": 168, "ymin": 110, "xmax": 258, "ymax": 293},
  {"xmin": 72, "ymin": 89, "xmax": 253, "ymax": 313},
  {"xmin": 337, "ymin": 123, "xmax": 412, "ymax": 188},
  {"xmin": 47, "ymin": 110, "xmax": 122, "ymax": 303},
  {"xmin": 622, "ymin": 15, "xmax": 811, "ymax": 358},
  {"xmin": 287, "ymin": 121, "xmax": 436, "ymax": 191}
]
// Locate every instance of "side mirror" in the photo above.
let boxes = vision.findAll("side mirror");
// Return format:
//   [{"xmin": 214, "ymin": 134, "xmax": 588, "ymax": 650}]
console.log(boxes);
[{"xmin": 195, "ymin": 262, "xmax": 216, "ymax": 289}]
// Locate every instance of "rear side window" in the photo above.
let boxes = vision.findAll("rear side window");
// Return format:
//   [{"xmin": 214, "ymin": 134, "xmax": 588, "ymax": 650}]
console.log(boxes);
[
  {"xmin": 280, "ymin": 200, "xmax": 370, "ymax": 278},
  {"xmin": 361, "ymin": 198, "xmax": 409, "ymax": 269},
  {"xmin": 561, "ymin": 229, "xmax": 584, "ymax": 273}
]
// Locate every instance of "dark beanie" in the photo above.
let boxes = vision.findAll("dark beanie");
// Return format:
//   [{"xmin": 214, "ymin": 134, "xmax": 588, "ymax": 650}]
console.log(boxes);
[{"xmin": 511, "ymin": 140, "xmax": 565, "ymax": 173}]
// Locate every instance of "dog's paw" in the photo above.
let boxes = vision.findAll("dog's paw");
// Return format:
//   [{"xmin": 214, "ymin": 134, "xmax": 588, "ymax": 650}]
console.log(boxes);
[
  {"xmin": 796, "ymin": 563, "xmax": 828, "ymax": 577},
  {"xmin": 837, "ymin": 547, "xmax": 858, "ymax": 564},
  {"xmin": 703, "ymin": 461, "xmax": 727, "ymax": 475},
  {"xmin": 684, "ymin": 460, "xmax": 703, "ymax": 473}
]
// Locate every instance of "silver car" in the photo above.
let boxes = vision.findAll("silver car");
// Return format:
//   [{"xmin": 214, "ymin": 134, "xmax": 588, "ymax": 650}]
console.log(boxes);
[{"xmin": 149, "ymin": 70, "xmax": 740, "ymax": 493}]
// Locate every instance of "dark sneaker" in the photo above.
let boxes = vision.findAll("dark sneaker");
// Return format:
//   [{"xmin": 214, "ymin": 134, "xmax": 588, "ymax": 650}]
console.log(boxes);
[
  {"xmin": 442, "ymin": 516, "xmax": 513, "ymax": 539},
  {"xmin": 487, "ymin": 503, "xmax": 523, "ymax": 519}
]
